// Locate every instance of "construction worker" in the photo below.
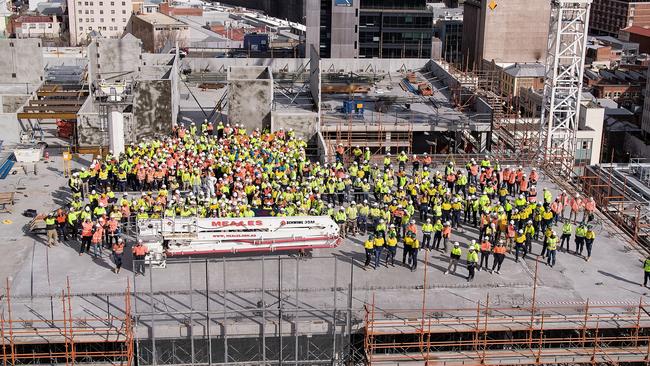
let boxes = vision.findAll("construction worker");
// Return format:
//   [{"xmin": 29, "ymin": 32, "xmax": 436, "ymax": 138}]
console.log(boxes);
[
  {"xmin": 442, "ymin": 221, "xmax": 452, "ymax": 252},
  {"xmin": 643, "ymin": 255, "xmax": 650, "ymax": 288},
  {"xmin": 346, "ymin": 203, "xmax": 358, "ymax": 237},
  {"xmin": 514, "ymin": 229, "xmax": 526, "ymax": 262},
  {"xmin": 575, "ymin": 223, "xmax": 587, "ymax": 257},
  {"xmin": 584, "ymin": 225, "xmax": 596, "ymax": 262},
  {"xmin": 546, "ymin": 231, "xmax": 558, "ymax": 267},
  {"xmin": 432, "ymin": 219, "xmax": 443, "ymax": 251},
  {"xmin": 112, "ymin": 238, "xmax": 125, "ymax": 274},
  {"xmin": 560, "ymin": 221, "xmax": 573, "ymax": 252},
  {"xmin": 363, "ymin": 234, "xmax": 375, "ymax": 270},
  {"xmin": 78, "ymin": 218, "xmax": 92, "ymax": 255},
  {"xmin": 478, "ymin": 237, "xmax": 491, "ymax": 271},
  {"xmin": 358, "ymin": 201, "xmax": 369, "ymax": 235},
  {"xmin": 491, "ymin": 242, "xmax": 506, "ymax": 274},
  {"xmin": 405, "ymin": 231, "xmax": 420, "ymax": 271},
  {"xmin": 373, "ymin": 233, "xmax": 385, "ymax": 269},
  {"xmin": 445, "ymin": 242, "xmax": 462, "ymax": 275},
  {"xmin": 421, "ymin": 218, "xmax": 433, "ymax": 249},
  {"xmin": 55, "ymin": 209, "xmax": 67, "ymax": 242},
  {"xmin": 45, "ymin": 213, "xmax": 58, "ymax": 248},
  {"xmin": 132, "ymin": 239, "xmax": 149, "ymax": 276},
  {"xmin": 385, "ymin": 229, "xmax": 398, "ymax": 267},
  {"xmin": 91, "ymin": 223, "xmax": 104, "ymax": 259},
  {"xmin": 466, "ymin": 247, "xmax": 479, "ymax": 282}
]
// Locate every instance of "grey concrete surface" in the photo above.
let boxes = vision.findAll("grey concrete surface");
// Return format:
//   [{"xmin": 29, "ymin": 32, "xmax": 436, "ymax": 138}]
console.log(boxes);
[
  {"xmin": 227, "ymin": 66, "xmax": 273, "ymax": 131},
  {"xmin": 0, "ymin": 39, "xmax": 44, "ymax": 85},
  {"xmin": 0, "ymin": 153, "xmax": 648, "ymax": 339}
]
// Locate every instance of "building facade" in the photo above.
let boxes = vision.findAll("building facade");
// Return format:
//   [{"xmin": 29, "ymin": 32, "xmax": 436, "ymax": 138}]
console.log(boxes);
[
  {"xmin": 127, "ymin": 12, "xmax": 189, "ymax": 53},
  {"xmin": 67, "ymin": 0, "xmax": 133, "ymax": 45},
  {"xmin": 10, "ymin": 15, "xmax": 62, "ymax": 39},
  {"xmin": 462, "ymin": 0, "xmax": 550, "ymax": 70},
  {"xmin": 590, "ymin": 0, "xmax": 650, "ymax": 37},
  {"xmin": 307, "ymin": 0, "xmax": 433, "ymax": 58}
]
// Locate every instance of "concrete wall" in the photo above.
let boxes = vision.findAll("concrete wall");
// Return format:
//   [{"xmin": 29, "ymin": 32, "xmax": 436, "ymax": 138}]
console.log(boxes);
[
  {"xmin": 181, "ymin": 58, "xmax": 309, "ymax": 74},
  {"xmin": 578, "ymin": 102, "xmax": 605, "ymax": 165},
  {"xmin": 88, "ymin": 36, "xmax": 143, "ymax": 82},
  {"xmin": 0, "ymin": 114, "xmax": 22, "ymax": 144},
  {"xmin": 309, "ymin": 45, "xmax": 320, "ymax": 109},
  {"xmin": 0, "ymin": 39, "xmax": 44, "ymax": 84},
  {"xmin": 321, "ymin": 58, "xmax": 432, "ymax": 74},
  {"xmin": 305, "ymin": 0, "xmax": 320, "ymax": 58},
  {"xmin": 131, "ymin": 79, "xmax": 173, "ymax": 143},
  {"xmin": 271, "ymin": 111, "xmax": 318, "ymax": 140},
  {"xmin": 227, "ymin": 66, "xmax": 273, "ymax": 131},
  {"xmin": 330, "ymin": 0, "xmax": 359, "ymax": 58},
  {"xmin": 0, "ymin": 95, "xmax": 30, "ymax": 113}
]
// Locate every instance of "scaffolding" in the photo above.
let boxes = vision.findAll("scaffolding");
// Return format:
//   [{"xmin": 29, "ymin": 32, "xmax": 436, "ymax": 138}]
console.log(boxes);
[
  {"xmin": 0, "ymin": 278, "xmax": 133, "ymax": 366},
  {"xmin": 364, "ymin": 260, "xmax": 650, "ymax": 365}
]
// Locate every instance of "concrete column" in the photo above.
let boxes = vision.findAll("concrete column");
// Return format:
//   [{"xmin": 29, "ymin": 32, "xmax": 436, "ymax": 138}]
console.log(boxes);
[{"xmin": 108, "ymin": 109, "xmax": 125, "ymax": 155}]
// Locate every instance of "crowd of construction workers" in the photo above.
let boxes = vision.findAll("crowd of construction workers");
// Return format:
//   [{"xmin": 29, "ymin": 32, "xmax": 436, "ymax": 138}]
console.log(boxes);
[{"xmin": 49, "ymin": 122, "xmax": 601, "ymax": 280}]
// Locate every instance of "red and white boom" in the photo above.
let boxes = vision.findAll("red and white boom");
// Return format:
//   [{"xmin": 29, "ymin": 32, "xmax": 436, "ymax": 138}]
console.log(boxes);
[{"xmin": 137, "ymin": 215, "xmax": 341, "ymax": 267}]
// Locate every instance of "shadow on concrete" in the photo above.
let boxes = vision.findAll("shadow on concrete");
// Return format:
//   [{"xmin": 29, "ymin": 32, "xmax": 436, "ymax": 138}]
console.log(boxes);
[{"xmin": 597, "ymin": 270, "xmax": 639, "ymax": 287}]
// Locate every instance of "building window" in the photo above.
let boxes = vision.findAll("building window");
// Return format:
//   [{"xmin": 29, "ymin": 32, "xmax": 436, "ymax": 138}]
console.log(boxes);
[
  {"xmin": 84, "ymin": 1, "xmax": 88, "ymax": 4},
  {"xmin": 79, "ymin": 18, "xmax": 83, "ymax": 22},
  {"xmin": 100, "ymin": 18, "xmax": 104, "ymax": 22},
  {"xmin": 111, "ymin": 9, "xmax": 115, "ymax": 14},
  {"xmin": 79, "ymin": 26, "xmax": 83, "ymax": 30},
  {"xmin": 111, "ymin": 18, "xmax": 115, "ymax": 22},
  {"xmin": 122, "ymin": 1, "xmax": 125, "ymax": 4},
  {"xmin": 122, "ymin": 18, "xmax": 126, "ymax": 22},
  {"xmin": 110, "ymin": 1, "xmax": 114, "ymax": 5},
  {"xmin": 122, "ymin": 9, "xmax": 126, "ymax": 13},
  {"xmin": 99, "ymin": 9, "xmax": 103, "ymax": 14},
  {"xmin": 79, "ymin": 9, "xmax": 82, "ymax": 13}
]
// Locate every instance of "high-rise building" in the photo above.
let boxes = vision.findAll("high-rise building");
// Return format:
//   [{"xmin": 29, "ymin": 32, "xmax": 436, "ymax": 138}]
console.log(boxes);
[
  {"xmin": 67, "ymin": 0, "xmax": 133, "ymax": 46},
  {"xmin": 590, "ymin": 0, "xmax": 650, "ymax": 37},
  {"xmin": 306, "ymin": 0, "xmax": 433, "ymax": 58},
  {"xmin": 462, "ymin": 0, "xmax": 550, "ymax": 70}
]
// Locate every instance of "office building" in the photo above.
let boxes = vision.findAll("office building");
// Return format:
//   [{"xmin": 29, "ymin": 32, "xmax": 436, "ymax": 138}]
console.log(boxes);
[
  {"xmin": 67, "ymin": 0, "xmax": 133, "ymax": 45},
  {"xmin": 306, "ymin": 0, "xmax": 434, "ymax": 58},
  {"xmin": 462, "ymin": 0, "xmax": 550, "ymax": 70},
  {"xmin": 590, "ymin": 0, "xmax": 650, "ymax": 37}
]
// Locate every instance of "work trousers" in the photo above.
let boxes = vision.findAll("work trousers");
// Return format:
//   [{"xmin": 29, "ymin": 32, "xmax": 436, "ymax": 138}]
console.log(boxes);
[
  {"xmin": 433, "ymin": 233, "xmax": 442, "ymax": 250},
  {"xmin": 515, "ymin": 243, "xmax": 526, "ymax": 262},
  {"xmin": 479, "ymin": 251, "xmax": 490, "ymax": 269},
  {"xmin": 346, "ymin": 219, "xmax": 357, "ymax": 236},
  {"xmin": 409, "ymin": 248, "xmax": 419, "ymax": 270},
  {"xmin": 134, "ymin": 256, "xmax": 146, "ymax": 275},
  {"xmin": 560, "ymin": 234, "xmax": 571, "ymax": 251},
  {"xmin": 47, "ymin": 229, "xmax": 58, "ymax": 247},
  {"xmin": 447, "ymin": 257, "xmax": 459, "ymax": 273},
  {"xmin": 385, "ymin": 246, "xmax": 396, "ymax": 266},
  {"xmin": 585, "ymin": 239, "xmax": 594, "ymax": 258},
  {"xmin": 421, "ymin": 233, "xmax": 431, "ymax": 249},
  {"xmin": 467, "ymin": 262, "xmax": 476, "ymax": 281},
  {"xmin": 364, "ymin": 248, "xmax": 373, "ymax": 268},
  {"xmin": 80, "ymin": 236, "xmax": 92, "ymax": 254},
  {"xmin": 374, "ymin": 247, "xmax": 383, "ymax": 268},
  {"xmin": 575, "ymin": 237, "xmax": 585, "ymax": 255},
  {"xmin": 491, "ymin": 253, "xmax": 504, "ymax": 272},
  {"xmin": 402, "ymin": 244, "xmax": 411, "ymax": 263},
  {"xmin": 547, "ymin": 249, "xmax": 556, "ymax": 267},
  {"xmin": 113, "ymin": 252, "xmax": 123, "ymax": 270}
]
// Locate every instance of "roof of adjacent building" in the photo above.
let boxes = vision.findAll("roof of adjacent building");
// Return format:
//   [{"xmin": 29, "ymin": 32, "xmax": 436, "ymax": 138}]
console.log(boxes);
[
  {"xmin": 14, "ymin": 15, "xmax": 55, "ymax": 23},
  {"xmin": 135, "ymin": 12, "xmax": 187, "ymax": 26},
  {"xmin": 503, "ymin": 63, "xmax": 545, "ymax": 78},
  {"xmin": 622, "ymin": 25, "xmax": 650, "ymax": 38}
]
